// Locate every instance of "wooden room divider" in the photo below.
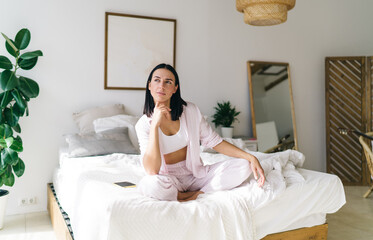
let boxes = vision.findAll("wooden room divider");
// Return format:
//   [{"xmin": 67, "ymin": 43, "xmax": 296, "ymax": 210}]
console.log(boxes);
[{"xmin": 326, "ymin": 56, "xmax": 372, "ymax": 185}]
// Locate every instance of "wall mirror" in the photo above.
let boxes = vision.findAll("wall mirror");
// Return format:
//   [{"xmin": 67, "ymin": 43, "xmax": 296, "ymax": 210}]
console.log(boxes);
[{"xmin": 248, "ymin": 61, "xmax": 298, "ymax": 152}]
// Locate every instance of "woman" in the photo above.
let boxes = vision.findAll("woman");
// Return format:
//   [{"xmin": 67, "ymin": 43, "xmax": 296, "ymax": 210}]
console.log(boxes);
[{"xmin": 135, "ymin": 63, "xmax": 265, "ymax": 201}]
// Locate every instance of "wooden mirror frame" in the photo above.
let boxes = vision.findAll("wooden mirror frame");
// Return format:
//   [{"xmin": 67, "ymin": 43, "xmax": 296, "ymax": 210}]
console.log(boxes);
[{"xmin": 247, "ymin": 60, "xmax": 298, "ymax": 151}]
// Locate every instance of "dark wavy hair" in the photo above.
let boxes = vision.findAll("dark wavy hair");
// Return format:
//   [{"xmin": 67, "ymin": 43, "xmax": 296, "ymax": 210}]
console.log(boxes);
[{"xmin": 143, "ymin": 63, "xmax": 187, "ymax": 121}]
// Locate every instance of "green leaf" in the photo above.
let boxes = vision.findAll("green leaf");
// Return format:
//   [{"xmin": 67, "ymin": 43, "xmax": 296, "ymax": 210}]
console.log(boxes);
[
  {"xmin": 18, "ymin": 77, "xmax": 39, "ymax": 98},
  {"xmin": 10, "ymin": 138, "xmax": 22, "ymax": 152},
  {"xmin": 12, "ymin": 103, "xmax": 25, "ymax": 118},
  {"xmin": 4, "ymin": 107, "xmax": 19, "ymax": 127},
  {"xmin": 15, "ymin": 135, "xmax": 22, "ymax": 145},
  {"xmin": 2, "ymin": 33, "xmax": 19, "ymax": 57},
  {"xmin": 0, "ymin": 166, "xmax": 6, "ymax": 176},
  {"xmin": 15, "ymin": 29, "xmax": 31, "ymax": 50},
  {"xmin": 20, "ymin": 50, "xmax": 43, "ymax": 60},
  {"xmin": 0, "ymin": 139, "xmax": 6, "ymax": 148},
  {"xmin": 1, "ymin": 148, "xmax": 18, "ymax": 165},
  {"xmin": 0, "ymin": 91, "xmax": 13, "ymax": 108},
  {"xmin": 18, "ymin": 88, "xmax": 30, "ymax": 102},
  {"xmin": 4, "ymin": 165, "xmax": 10, "ymax": 178},
  {"xmin": 0, "ymin": 70, "xmax": 19, "ymax": 91},
  {"xmin": 13, "ymin": 158, "xmax": 24, "ymax": 177},
  {"xmin": 4, "ymin": 172, "xmax": 15, "ymax": 187},
  {"xmin": 12, "ymin": 123, "xmax": 21, "ymax": 133},
  {"xmin": 0, "ymin": 155, "xmax": 5, "ymax": 170},
  {"xmin": 4, "ymin": 137, "xmax": 13, "ymax": 148},
  {"xmin": 0, "ymin": 56, "xmax": 12, "ymax": 70},
  {"xmin": 18, "ymin": 57, "xmax": 38, "ymax": 70},
  {"xmin": 0, "ymin": 112, "xmax": 4, "ymax": 125},
  {"xmin": 0, "ymin": 124, "xmax": 13, "ymax": 138},
  {"xmin": 11, "ymin": 89, "xmax": 27, "ymax": 111},
  {"xmin": 0, "ymin": 138, "xmax": 21, "ymax": 157}
]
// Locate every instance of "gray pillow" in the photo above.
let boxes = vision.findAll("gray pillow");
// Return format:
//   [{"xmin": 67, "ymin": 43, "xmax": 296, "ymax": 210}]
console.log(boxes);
[
  {"xmin": 72, "ymin": 104, "xmax": 126, "ymax": 135},
  {"xmin": 65, "ymin": 127, "xmax": 139, "ymax": 157}
]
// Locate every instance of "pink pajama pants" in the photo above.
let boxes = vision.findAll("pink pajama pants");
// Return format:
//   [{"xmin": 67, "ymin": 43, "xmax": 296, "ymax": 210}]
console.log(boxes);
[{"xmin": 138, "ymin": 158, "xmax": 252, "ymax": 201}]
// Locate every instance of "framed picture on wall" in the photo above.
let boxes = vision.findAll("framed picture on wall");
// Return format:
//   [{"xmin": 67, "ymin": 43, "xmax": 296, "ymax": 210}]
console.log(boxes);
[{"xmin": 104, "ymin": 12, "xmax": 176, "ymax": 90}]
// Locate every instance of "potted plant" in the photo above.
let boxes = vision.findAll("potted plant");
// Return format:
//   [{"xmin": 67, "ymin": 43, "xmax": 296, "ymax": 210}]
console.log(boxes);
[
  {"xmin": 212, "ymin": 101, "xmax": 240, "ymax": 138},
  {"xmin": 0, "ymin": 28, "xmax": 42, "ymax": 229}
]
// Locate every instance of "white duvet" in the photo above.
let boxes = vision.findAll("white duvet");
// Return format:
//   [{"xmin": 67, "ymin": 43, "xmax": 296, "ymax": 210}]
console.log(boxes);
[{"xmin": 54, "ymin": 149, "xmax": 306, "ymax": 240}]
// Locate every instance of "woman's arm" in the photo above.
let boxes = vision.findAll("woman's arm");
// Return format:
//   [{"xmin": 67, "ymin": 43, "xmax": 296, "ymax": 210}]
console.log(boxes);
[
  {"xmin": 142, "ymin": 124, "xmax": 162, "ymax": 175},
  {"xmin": 213, "ymin": 140, "xmax": 266, "ymax": 187},
  {"xmin": 142, "ymin": 103, "xmax": 171, "ymax": 175}
]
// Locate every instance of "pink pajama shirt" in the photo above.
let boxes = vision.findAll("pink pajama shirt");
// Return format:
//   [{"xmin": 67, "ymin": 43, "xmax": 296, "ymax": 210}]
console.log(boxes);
[{"xmin": 135, "ymin": 102, "xmax": 252, "ymax": 201}]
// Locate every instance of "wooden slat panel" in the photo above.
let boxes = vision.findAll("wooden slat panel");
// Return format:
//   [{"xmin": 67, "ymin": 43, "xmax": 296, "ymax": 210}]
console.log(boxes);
[
  {"xmin": 329, "ymin": 64, "xmax": 360, "ymax": 93},
  {"xmin": 335, "ymin": 60, "xmax": 362, "ymax": 83},
  {"xmin": 329, "ymin": 148, "xmax": 361, "ymax": 180},
  {"xmin": 329, "ymin": 103, "xmax": 361, "ymax": 130},
  {"xmin": 330, "ymin": 135, "xmax": 361, "ymax": 172},
  {"xmin": 330, "ymin": 62, "xmax": 361, "ymax": 92},
  {"xmin": 326, "ymin": 56, "xmax": 368, "ymax": 185},
  {"xmin": 328, "ymin": 74, "xmax": 361, "ymax": 110},
  {"xmin": 47, "ymin": 183, "xmax": 73, "ymax": 240},
  {"xmin": 330, "ymin": 128, "xmax": 361, "ymax": 161},
  {"xmin": 344, "ymin": 60, "xmax": 363, "ymax": 78},
  {"xmin": 367, "ymin": 56, "xmax": 373, "ymax": 185},
  {"xmin": 328, "ymin": 108, "xmax": 362, "ymax": 135}
]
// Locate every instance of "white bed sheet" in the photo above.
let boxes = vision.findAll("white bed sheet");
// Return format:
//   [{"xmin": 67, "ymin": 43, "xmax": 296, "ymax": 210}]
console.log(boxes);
[
  {"xmin": 53, "ymin": 149, "xmax": 345, "ymax": 240},
  {"xmin": 254, "ymin": 168, "xmax": 345, "ymax": 239}
]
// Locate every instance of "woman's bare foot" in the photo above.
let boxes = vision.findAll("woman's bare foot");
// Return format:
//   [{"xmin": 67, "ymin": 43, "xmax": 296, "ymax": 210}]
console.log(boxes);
[{"xmin": 177, "ymin": 191, "xmax": 204, "ymax": 202}]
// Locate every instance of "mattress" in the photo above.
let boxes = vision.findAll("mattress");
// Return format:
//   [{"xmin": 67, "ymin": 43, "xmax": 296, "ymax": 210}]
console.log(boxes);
[{"xmin": 53, "ymin": 149, "xmax": 345, "ymax": 240}]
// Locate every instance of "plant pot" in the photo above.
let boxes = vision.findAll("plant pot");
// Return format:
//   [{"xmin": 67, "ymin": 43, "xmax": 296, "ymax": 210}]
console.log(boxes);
[
  {"xmin": 221, "ymin": 127, "xmax": 234, "ymax": 138},
  {"xmin": 0, "ymin": 189, "xmax": 9, "ymax": 230}
]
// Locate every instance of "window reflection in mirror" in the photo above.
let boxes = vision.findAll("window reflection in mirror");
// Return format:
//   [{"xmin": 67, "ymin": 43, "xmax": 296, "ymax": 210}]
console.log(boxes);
[{"xmin": 248, "ymin": 61, "xmax": 297, "ymax": 153}]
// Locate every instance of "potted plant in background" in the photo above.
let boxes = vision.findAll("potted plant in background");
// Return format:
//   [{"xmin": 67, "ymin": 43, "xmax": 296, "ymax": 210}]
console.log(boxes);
[
  {"xmin": 212, "ymin": 101, "xmax": 240, "ymax": 138},
  {"xmin": 0, "ymin": 28, "xmax": 42, "ymax": 229}
]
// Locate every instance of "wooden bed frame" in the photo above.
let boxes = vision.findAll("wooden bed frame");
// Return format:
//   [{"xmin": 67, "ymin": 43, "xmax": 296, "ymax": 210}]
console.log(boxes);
[{"xmin": 47, "ymin": 183, "xmax": 328, "ymax": 240}]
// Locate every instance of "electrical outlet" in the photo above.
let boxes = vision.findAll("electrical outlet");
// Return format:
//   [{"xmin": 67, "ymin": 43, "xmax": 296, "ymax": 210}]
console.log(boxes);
[
  {"xmin": 18, "ymin": 197, "xmax": 37, "ymax": 206},
  {"xmin": 28, "ymin": 197, "xmax": 36, "ymax": 205},
  {"xmin": 19, "ymin": 198, "xmax": 28, "ymax": 206}
]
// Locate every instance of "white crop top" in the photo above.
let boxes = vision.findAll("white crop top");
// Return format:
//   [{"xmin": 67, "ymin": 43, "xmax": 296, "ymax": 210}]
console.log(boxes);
[{"xmin": 158, "ymin": 119, "xmax": 188, "ymax": 155}]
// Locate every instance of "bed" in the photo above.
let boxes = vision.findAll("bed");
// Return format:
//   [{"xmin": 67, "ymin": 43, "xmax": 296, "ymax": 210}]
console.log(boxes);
[
  {"xmin": 48, "ymin": 106, "xmax": 345, "ymax": 240},
  {"xmin": 48, "ymin": 149, "xmax": 345, "ymax": 240}
]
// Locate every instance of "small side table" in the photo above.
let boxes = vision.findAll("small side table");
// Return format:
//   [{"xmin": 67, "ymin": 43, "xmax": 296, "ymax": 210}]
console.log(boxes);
[{"xmin": 234, "ymin": 136, "xmax": 258, "ymax": 151}]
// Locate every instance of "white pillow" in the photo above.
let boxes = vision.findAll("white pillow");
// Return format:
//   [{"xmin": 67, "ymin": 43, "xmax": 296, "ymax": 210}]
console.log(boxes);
[
  {"xmin": 93, "ymin": 114, "xmax": 140, "ymax": 152},
  {"xmin": 72, "ymin": 104, "xmax": 125, "ymax": 135}
]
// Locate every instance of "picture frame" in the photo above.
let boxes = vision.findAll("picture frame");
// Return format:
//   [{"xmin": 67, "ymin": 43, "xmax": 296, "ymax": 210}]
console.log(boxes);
[{"xmin": 104, "ymin": 12, "xmax": 176, "ymax": 90}]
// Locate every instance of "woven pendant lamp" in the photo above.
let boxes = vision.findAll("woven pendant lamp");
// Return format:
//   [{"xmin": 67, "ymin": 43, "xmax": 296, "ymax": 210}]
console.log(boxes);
[{"xmin": 236, "ymin": 0, "xmax": 295, "ymax": 26}]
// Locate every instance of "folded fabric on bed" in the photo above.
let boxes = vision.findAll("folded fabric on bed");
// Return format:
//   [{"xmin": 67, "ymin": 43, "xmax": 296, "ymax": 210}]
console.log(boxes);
[{"xmin": 64, "ymin": 127, "xmax": 139, "ymax": 157}]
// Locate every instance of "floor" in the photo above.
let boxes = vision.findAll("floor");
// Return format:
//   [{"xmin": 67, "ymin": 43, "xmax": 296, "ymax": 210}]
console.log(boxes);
[
  {"xmin": 0, "ymin": 186, "xmax": 371, "ymax": 240},
  {"xmin": 327, "ymin": 186, "xmax": 373, "ymax": 240},
  {"xmin": 0, "ymin": 212, "xmax": 56, "ymax": 240}
]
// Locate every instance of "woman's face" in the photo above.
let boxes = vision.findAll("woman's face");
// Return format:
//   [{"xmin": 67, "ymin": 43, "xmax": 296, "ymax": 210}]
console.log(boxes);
[{"xmin": 148, "ymin": 68, "xmax": 178, "ymax": 105}]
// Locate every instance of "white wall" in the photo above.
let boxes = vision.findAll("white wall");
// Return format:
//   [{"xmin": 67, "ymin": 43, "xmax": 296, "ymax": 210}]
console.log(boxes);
[{"xmin": 0, "ymin": 0, "xmax": 372, "ymax": 215}]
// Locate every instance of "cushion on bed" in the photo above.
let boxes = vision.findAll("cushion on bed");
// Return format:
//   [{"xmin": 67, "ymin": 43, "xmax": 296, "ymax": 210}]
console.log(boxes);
[
  {"xmin": 72, "ymin": 104, "xmax": 126, "ymax": 135},
  {"xmin": 64, "ymin": 127, "xmax": 138, "ymax": 157},
  {"xmin": 93, "ymin": 114, "xmax": 140, "ymax": 152}
]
